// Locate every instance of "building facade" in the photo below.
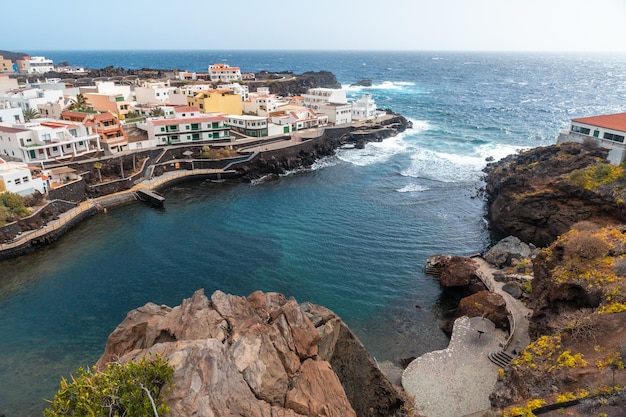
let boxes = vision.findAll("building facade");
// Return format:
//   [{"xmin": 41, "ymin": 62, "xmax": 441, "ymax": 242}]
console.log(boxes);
[
  {"xmin": 0, "ymin": 158, "xmax": 46, "ymax": 195},
  {"xmin": 557, "ymin": 112, "xmax": 626, "ymax": 165},
  {"xmin": 208, "ymin": 63, "xmax": 242, "ymax": 82},
  {"xmin": 138, "ymin": 114, "xmax": 231, "ymax": 146},
  {"xmin": 187, "ymin": 90, "xmax": 242, "ymax": 115},
  {"xmin": 0, "ymin": 120, "xmax": 101, "ymax": 164}
]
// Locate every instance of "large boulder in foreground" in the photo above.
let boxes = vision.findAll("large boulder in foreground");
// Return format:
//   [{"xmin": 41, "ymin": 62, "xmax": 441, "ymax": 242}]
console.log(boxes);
[{"xmin": 96, "ymin": 289, "xmax": 402, "ymax": 417}]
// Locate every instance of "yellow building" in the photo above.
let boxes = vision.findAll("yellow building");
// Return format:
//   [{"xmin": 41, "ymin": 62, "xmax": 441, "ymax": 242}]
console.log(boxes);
[
  {"xmin": 0, "ymin": 56, "xmax": 14, "ymax": 72},
  {"xmin": 187, "ymin": 89, "xmax": 242, "ymax": 115}
]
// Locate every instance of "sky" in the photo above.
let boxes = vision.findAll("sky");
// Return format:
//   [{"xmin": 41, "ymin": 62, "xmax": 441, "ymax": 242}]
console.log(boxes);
[{"xmin": 2, "ymin": 0, "xmax": 626, "ymax": 53}]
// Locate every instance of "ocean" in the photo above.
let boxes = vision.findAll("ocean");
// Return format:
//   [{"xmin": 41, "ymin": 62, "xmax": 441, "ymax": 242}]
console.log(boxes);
[{"xmin": 1, "ymin": 50, "xmax": 626, "ymax": 416}]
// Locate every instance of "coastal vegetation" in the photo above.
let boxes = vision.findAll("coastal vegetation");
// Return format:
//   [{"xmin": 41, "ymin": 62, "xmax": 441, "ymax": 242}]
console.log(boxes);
[
  {"xmin": 0, "ymin": 191, "xmax": 28, "ymax": 226},
  {"xmin": 44, "ymin": 354, "xmax": 173, "ymax": 417}
]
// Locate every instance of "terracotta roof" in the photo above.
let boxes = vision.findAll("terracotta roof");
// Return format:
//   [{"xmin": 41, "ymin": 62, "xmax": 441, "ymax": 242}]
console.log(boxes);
[
  {"xmin": 40, "ymin": 121, "xmax": 75, "ymax": 128},
  {"xmin": 572, "ymin": 113, "xmax": 626, "ymax": 132},
  {"xmin": 0, "ymin": 125, "xmax": 28, "ymax": 133},
  {"xmin": 94, "ymin": 113, "xmax": 116, "ymax": 121},
  {"xmin": 174, "ymin": 106, "xmax": 199, "ymax": 113},
  {"xmin": 49, "ymin": 167, "xmax": 76, "ymax": 175}
]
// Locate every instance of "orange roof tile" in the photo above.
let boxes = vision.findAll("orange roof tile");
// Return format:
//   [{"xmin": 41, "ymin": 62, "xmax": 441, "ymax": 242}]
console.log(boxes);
[
  {"xmin": 572, "ymin": 113, "xmax": 626, "ymax": 132},
  {"xmin": 174, "ymin": 106, "xmax": 199, "ymax": 113}
]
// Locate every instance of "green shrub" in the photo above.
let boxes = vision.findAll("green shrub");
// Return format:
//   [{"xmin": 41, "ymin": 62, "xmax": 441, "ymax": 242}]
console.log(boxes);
[{"xmin": 44, "ymin": 354, "xmax": 173, "ymax": 417}]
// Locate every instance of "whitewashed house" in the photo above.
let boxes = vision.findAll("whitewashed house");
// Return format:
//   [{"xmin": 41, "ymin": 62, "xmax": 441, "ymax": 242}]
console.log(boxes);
[
  {"xmin": 19, "ymin": 56, "xmax": 55, "ymax": 74},
  {"xmin": 0, "ymin": 88, "xmax": 64, "ymax": 112},
  {"xmin": 0, "ymin": 120, "xmax": 101, "ymax": 163},
  {"xmin": 557, "ymin": 112, "xmax": 626, "ymax": 165},
  {"xmin": 137, "ymin": 112, "xmax": 231, "ymax": 147},
  {"xmin": 228, "ymin": 115, "xmax": 268, "ymax": 137},
  {"xmin": 208, "ymin": 63, "xmax": 242, "ymax": 82},
  {"xmin": 0, "ymin": 106, "xmax": 24, "ymax": 124},
  {"xmin": 302, "ymin": 88, "xmax": 348, "ymax": 110},
  {"xmin": 0, "ymin": 158, "xmax": 46, "ymax": 195},
  {"xmin": 351, "ymin": 94, "xmax": 379, "ymax": 120},
  {"xmin": 134, "ymin": 81, "xmax": 176, "ymax": 105}
]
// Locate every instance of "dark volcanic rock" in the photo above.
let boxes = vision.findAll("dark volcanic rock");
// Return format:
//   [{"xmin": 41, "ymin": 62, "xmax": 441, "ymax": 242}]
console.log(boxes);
[
  {"xmin": 350, "ymin": 79, "xmax": 372, "ymax": 87},
  {"xmin": 483, "ymin": 142, "xmax": 626, "ymax": 248}
]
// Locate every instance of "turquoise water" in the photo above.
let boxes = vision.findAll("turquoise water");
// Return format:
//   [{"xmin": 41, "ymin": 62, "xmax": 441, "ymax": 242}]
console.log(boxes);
[{"xmin": 2, "ymin": 51, "xmax": 626, "ymax": 415}]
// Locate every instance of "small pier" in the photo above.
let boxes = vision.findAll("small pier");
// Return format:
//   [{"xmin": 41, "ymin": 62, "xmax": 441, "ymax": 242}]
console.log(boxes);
[{"xmin": 135, "ymin": 189, "xmax": 165, "ymax": 207}]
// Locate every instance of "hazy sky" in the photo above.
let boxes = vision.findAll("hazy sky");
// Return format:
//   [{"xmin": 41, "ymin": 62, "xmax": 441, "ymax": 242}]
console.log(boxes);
[{"xmin": 2, "ymin": 0, "xmax": 626, "ymax": 53}]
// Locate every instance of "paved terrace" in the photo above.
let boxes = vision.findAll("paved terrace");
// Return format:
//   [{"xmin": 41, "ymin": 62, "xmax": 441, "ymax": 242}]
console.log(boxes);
[{"xmin": 401, "ymin": 257, "xmax": 532, "ymax": 417}]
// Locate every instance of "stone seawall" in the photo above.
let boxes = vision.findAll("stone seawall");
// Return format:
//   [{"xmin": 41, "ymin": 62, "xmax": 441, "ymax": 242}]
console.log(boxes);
[{"xmin": 0, "ymin": 114, "xmax": 410, "ymax": 260}]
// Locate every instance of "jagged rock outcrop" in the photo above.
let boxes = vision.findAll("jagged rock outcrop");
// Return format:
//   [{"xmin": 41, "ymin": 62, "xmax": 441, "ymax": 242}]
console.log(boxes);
[
  {"xmin": 483, "ymin": 142, "xmax": 626, "ymax": 248},
  {"xmin": 484, "ymin": 235, "xmax": 534, "ymax": 267},
  {"xmin": 249, "ymin": 71, "xmax": 341, "ymax": 96},
  {"xmin": 96, "ymin": 289, "xmax": 402, "ymax": 417},
  {"xmin": 350, "ymin": 79, "xmax": 372, "ymax": 87},
  {"xmin": 455, "ymin": 291, "xmax": 509, "ymax": 330}
]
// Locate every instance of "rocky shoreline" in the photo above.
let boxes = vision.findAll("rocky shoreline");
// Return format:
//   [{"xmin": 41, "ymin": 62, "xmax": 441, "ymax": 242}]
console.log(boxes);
[{"xmin": 0, "ymin": 113, "xmax": 411, "ymax": 260}]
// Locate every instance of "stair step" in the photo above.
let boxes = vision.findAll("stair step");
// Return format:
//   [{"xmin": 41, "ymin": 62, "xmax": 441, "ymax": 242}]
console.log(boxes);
[{"xmin": 489, "ymin": 351, "xmax": 516, "ymax": 368}]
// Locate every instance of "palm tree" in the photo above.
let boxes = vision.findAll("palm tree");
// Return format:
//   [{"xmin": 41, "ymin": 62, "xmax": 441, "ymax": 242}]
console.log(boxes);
[
  {"xmin": 149, "ymin": 107, "xmax": 165, "ymax": 117},
  {"xmin": 23, "ymin": 107, "xmax": 40, "ymax": 122},
  {"xmin": 68, "ymin": 93, "xmax": 89, "ymax": 111}
]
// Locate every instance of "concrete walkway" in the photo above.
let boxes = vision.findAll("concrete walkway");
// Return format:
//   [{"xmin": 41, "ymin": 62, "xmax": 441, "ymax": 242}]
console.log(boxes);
[{"xmin": 401, "ymin": 257, "xmax": 533, "ymax": 417}]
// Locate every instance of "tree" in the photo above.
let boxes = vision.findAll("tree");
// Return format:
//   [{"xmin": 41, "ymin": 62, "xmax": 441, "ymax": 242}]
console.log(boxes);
[
  {"xmin": 94, "ymin": 161, "xmax": 103, "ymax": 183},
  {"xmin": 68, "ymin": 93, "xmax": 89, "ymax": 111},
  {"xmin": 149, "ymin": 107, "xmax": 165, "ymax": 117},
  {"xmin": 44, "ymin": 355, "xmax": 173, "ymax": 417},
  {"xmin": 22, "ymin": 107, "xmax": 40, "ymax": 122}
]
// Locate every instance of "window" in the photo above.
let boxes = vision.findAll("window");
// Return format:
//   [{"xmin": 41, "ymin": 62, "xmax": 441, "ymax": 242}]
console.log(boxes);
[
  {"xmin": 604, "ymin": 132, "xmax": 625, "ymax": 143},
  {"xmin": 14, "ymin": 178, "xmax": 21, "ymax": 185},
  {"xmin": 161, "ymin": 127, "xmax": 165, "ymax": 132},
  {"xmin": 571, "ymin": 125, "xmax": 591, "ymax": 135},
  {"xmin": 23, "ymin": 176, "xmax": 29, "ymax": 183},
  {"xmin": 43, "ymin": 133, "xmax": 51, "ymax": 141},
  {"xmin": 69, "ymin": 128, "xmax": 77, "ymax": 137},
  {"xmin": 593, "ymin": 130, "xmax": 600, "ymax": 138}
]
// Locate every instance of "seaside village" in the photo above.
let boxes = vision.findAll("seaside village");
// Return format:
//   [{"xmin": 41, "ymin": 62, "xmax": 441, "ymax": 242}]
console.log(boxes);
[{"xmin": 0, "ymin": 54, "xmax": 385, "ymax": 197}]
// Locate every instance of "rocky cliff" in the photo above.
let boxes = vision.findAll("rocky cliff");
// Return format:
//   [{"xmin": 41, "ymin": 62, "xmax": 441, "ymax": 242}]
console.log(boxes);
[
  {"xmin": 248, "ymin": 71, "xmax": 341, "ymax": 96},
  {"xmin": 96, "ymin": 289, "xmax": 402, "ymax": 417},
  {"xmin": 483, "ymin": 141, "xmax": 626, "ymax": 248}
]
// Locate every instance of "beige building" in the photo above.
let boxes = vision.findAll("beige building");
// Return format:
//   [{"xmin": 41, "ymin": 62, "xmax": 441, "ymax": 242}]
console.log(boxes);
[{"xmin": 0, "ymin": 56, "xmax": 14, "ymax": 72}]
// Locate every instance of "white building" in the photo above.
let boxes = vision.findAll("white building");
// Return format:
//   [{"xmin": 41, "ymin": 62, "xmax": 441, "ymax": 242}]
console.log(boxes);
[
  {"xmin": 557, "ymin": 112, "xmax": 626, "ymax": 165},
  {"xmin": 318, "ymin": 103, "xmax": 352, "ymax": 126},
  {"xmin": 243, "ymin": 87, "xmax": 280, "ymax": 116},
  {"xmin": 0, "ymin": 158, "xmax": 46, "ymax": 195},
  {"xmin": 302, "ymin": 88, "xmax": 347, "ymax": 110},
  {"xmin": 137, "ymin": 112, "xmax": 231, "ymax": 146},
  {"xmin": 208, "ymin": 63, "xmax": 242, "ymax": 82},
  {"xmin": 0, "ymin": 88, "xmax": 64, "ymax": 112},
  {"xmin": 134, "ymin": 80, "xmax": 176, "ymax": 105},
  {"xmin": 270, "ymin": 107, "xmax": 328, "ymax": 132},
  {"xmin": 0, "ymin": 106, "xmax": 24, "ymax": 124},
  {"xmin": 351, "ymin": 93, "xmax": 379, "ymax": 120},
  {"xmin": 0, "ymin": 120, "xmax": 101, "ymax": 164},
  {"xmin": 228, "ymin": 115, "xmax": 268, "ymax": 137},
  {"xmin": 20, "ymin": 56, "xmax": 55, "ymax": 74}
]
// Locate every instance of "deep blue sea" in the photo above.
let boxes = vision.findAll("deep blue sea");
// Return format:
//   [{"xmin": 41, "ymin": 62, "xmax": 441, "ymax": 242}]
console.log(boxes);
[{"xmin": 2, "ymin": 50, "xmax": 626, "ymax": 416}]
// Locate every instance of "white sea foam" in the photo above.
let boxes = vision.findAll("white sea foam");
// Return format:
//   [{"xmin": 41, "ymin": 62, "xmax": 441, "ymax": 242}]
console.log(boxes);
[
  {"xmin": 342, "ymin": 80, "xmax": 415, "ymax": 92},
  {"xmin": 310, "ymin": 156, "xmax": 340, "ymax": 171},
  {"xmin": 396, "ymin": 183, "xmax": 430, "ymax": 193},
  {"xmin": 400, "ymin": 142, "xmax": 526, "ymax": 183},
  {"xmin": 336, "ymin": 132, "xmax": 412, "ymax": 167}
]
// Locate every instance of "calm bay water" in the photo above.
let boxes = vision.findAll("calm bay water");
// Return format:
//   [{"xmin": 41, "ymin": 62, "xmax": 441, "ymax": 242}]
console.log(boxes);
[{"xmin": 2, "ymin": 51, "xmax": 626, "ymax": 415}]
